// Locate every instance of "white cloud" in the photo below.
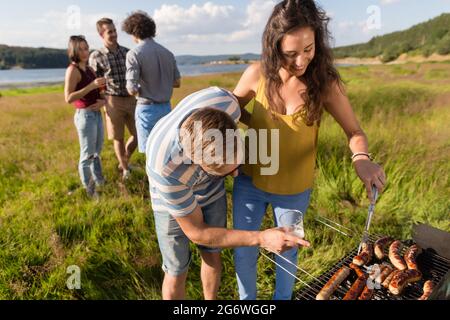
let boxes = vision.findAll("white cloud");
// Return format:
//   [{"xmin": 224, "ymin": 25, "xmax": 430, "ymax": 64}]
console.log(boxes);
[
  {"xmin": 6, "ymin": 8, "xmax": 126, "ymax": 49},
  {"xmin": 380, "ymin": 0, "xmax": 401, "ymax": 5},
  {"xmin": 154, "ymin": 2, "xmax": 238, "ymax": 36},
  {"xmin": 242, "ymin": 0, "xmax": 276, "ymax": 30},
  {"xmin": 331, "ymin": 18, "xmax": 383, "ymax": 47},
  {"xmin": 1, "ymin": 1, "xmax": 277, "ymax": 55},
  {"xmin": 153, "ymin": 0, "xmax": 276, "ymax": 53}
]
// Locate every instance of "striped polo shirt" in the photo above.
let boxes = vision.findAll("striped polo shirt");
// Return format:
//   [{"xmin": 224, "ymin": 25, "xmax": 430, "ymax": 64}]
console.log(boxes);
[{"xmin": 146, "ymin": 87, "xmax": 241, "ymax": 217}]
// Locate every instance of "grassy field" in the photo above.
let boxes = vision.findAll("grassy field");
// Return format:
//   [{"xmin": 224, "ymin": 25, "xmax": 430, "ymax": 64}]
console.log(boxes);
[{"xmin": 0, "ymin": 63, "xmax": 449, "ymax": 300}]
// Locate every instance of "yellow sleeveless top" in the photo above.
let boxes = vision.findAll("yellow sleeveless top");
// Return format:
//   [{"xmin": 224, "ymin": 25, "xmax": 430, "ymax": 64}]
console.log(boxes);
[{"xmin": 242, "ymin": 77, "xmax": 319, "ymax": 195}]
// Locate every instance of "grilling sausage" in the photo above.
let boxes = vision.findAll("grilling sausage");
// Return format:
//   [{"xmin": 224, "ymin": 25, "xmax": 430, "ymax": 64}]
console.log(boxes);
[
  {"xmin": 353, "ymin": 242, "xmax": 373, "ymax": 266},
  {"xmin": 382, "ymin": 269, "xmax": 401, "ymax": 289},
  {"xmin": 389, "ymin": 240, "xmax": 407, "ymax": 270},
  {"xmin": 316, "ymin": 266, "xmax": 351, "ymax": 300},
  {"xmin": 404, "ymin": 244, "xmax": 422, "ymax": 270},
  {"xmin": 349, "ymin": 263, "xmax": 365, "ymax": 277},
  {"xmin": 374, "ymin": 236, "xmax": 393, "ymax": 260},
  {"xmin": 343, "ymin": 263, "xmax": 369, "ymax": 300},
  {"xmin": 418, "ymin": 280, "xmax": 434, "ymax": 300},
  {"xmin": 389, "ymin": 269, "xmax": 422, "ymax": 295},
  {"xmin": 358, "ymin": 285, "xmax": 374, "ymax": 300},
  {"xmin": 343, "ymin": 274, "xmax": 368, "ymax": 300}
]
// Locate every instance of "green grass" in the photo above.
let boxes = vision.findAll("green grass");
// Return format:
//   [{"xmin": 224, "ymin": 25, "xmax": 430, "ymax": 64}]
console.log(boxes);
[
  {"xmin": 425, "ymin": 68, "xmax": 450, "ymax": 80},
  {"xmin": 0, "ymin": 84, "xmax": 64, "ymax": 97},
  {"xmin": 389, "ymin": 65, "xmax": 419, "ymax": 76},
  {"xmin": 0, "ymin": 64, "xmax": 449, "ymax": 300}
]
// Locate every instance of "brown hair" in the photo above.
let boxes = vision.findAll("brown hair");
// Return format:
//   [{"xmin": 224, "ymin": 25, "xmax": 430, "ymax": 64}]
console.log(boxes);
[
  {"xmin": 261, "ymin": 0, "xmax": 342, "ymax": 126},
  {"xmin": 122, "ymin": 11, "xmax": 156, "ymax": 40},
  {"xmin": 96, "ymin": 18, "xmax": 114, "ymax": 35},
  {"xmin": 179, "ymin": 108, "xmax": 241, "ymax": 169},
  {"xmin": 67, "ymin": 35, "xmax": 88, "ymax": 64}
]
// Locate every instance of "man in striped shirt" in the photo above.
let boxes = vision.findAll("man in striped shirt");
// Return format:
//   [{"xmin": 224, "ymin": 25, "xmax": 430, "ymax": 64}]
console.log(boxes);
[{"xmin": 146, "ymin": 87, "xmax": 309, "ymax": 300}]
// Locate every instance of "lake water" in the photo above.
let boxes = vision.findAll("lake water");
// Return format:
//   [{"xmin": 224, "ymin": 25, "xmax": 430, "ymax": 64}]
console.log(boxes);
[{"xmin": 0, "ymin": 64, "xmax": 249, "ymax": 87}]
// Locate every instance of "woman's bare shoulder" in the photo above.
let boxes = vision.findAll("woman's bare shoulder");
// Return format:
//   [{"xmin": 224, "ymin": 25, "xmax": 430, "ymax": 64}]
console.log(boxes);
[
  {"xmin": 66, "ymin": 64, "xmax": 80, "ymax": 76},
  {"xmin": 65, "ymin": 64, "xmax": 81, "ymax": 86},
  {"xmin": 325, "ymin": 78, "xmax": 347, "ymax": 100},
  {"xmin": 245, "ymin": 62, "xmax": 262, "ymax": 80},
  {"xmin": 238, "ymin": 62, "xmax": 262, "ymax": 92}
]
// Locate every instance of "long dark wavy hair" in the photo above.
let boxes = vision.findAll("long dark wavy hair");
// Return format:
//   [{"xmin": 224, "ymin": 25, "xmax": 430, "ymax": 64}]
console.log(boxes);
[{"xmin": 261, "ymin": 0, "xmax": 342, "ymax": 125}]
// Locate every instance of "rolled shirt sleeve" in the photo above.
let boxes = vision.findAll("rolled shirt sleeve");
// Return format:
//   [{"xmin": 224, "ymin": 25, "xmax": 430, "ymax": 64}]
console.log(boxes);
[{"xmin": 126, "ymin": 50, "xmax": 141, "ymax": 94}]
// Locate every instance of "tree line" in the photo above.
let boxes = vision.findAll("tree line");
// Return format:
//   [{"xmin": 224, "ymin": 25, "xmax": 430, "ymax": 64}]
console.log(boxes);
[
  {"xmin": 333, "ymin": 13, "xmax": 450, "ymax": 63},
  {"xmin": 0, "ymin": 45, "xmax": 68, "ymax": 70}
]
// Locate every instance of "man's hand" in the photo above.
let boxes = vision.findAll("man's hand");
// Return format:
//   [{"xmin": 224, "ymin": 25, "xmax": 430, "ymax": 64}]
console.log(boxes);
[{"xmin": 259, "ymin": 227, "xmax": 310, "ymax": 254}]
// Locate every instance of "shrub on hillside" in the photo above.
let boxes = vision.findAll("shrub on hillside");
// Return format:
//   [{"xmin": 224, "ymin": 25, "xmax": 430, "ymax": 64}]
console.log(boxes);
[
  {"xmin": 436, "ymin": 34, "xmax": 450, "ymax": 55},
  {"xmin": 381, "ymin": 46, "xmax": 401, "ymax": 63},
  {"xmin": 422, "ymin": 47, "xmax": 434, "ymax": 57}
]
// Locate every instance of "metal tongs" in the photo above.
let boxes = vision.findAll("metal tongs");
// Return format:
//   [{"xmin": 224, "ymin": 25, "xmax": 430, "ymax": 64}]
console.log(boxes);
[{"xmin": 357, "ymin": 185, "xmax": 379, "ymax": 254}]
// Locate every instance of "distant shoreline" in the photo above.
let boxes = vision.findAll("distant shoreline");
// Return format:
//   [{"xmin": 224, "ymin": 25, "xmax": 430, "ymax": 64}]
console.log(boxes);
[
  {"xmin": 2, "ymin": 54, "xmax": 449, "ymax": 91},
  {"xmin": 0, "ymin": 81, "xmax": 63, "ymax": 90},
  {"xmin": 0, "ymin": 64, "xmax": 250, "ymax": 90},
  {"xmin": 0, "ymin": 69, "xmax": 246, "ymax": 90},
  {"xmin": 203, "ymin": 59, "xmax": 258, "ymax": 66}
]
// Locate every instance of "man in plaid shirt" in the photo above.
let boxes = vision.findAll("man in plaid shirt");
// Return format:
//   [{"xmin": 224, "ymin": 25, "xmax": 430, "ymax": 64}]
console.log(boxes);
[{"xmin": 89, "ymin": 18, "xmax": 137, "ymax": 180}]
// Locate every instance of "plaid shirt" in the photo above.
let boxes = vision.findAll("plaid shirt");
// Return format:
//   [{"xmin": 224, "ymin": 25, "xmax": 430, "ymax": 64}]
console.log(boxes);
[{"xmin": 89, "ymin": 45, "xmax": 130, "ymax": 97}]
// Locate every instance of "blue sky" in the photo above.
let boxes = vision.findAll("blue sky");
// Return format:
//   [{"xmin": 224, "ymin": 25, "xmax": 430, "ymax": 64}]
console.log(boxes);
[{"xmin": 0, "ymin": 0, "xmax": 449, "ymax": 55}]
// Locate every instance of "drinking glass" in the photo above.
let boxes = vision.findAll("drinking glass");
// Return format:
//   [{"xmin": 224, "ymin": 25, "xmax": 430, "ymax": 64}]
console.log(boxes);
[{"xmin": 279, "ymin": 209, "xmax": 305, "ymax": 239}]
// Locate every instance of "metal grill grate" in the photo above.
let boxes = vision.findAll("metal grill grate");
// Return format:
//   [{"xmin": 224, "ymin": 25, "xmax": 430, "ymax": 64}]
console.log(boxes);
[{"xmin": 295, "ymin": 234, "xmax": 450, "ymax": 300}]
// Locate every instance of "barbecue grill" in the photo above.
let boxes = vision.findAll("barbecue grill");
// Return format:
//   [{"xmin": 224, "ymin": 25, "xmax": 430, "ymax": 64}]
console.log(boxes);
[
  {"xmin": 263, "ymin": 223, "xmax": 450, "ymax": 301},
  {"xmin": 294, "ymin": 233, "xmax": 450, "ymax": 300}
]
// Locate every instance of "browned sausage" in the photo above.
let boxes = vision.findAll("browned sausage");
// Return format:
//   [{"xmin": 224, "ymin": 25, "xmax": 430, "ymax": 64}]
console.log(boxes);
[
  {"xmin": 353, "ymin": 242, "xmax": 373, "ymax": 266},
  {"xmin": 374, "ymin": 236, "xmax": 393, "ymax": 260},
  {"xmin": 404, "ymin": 244, "xmax": 422, "ymax": 270},
  {"xmin": 389, "ymin": 269, "xmax": 422, "ymax": 295},
  {"xmin": 382, "ymin": 269, "xmax": 401, "ymax": 289},
  {"xmin": 316, "ymin": 267, "xmax": 351, "ymax": 300},
  {"xmin": 418, "ymin": 280, "xmax": 434, "ymax": 300},
  {"xmin": 343, "ymin": 274, "xmax": 369, "ymax": 300},
  {"xmin": 358, "ymin": 285, "xmax": 374, "ymax": 300},
  {"xmin": 349, "ymin": 263, "xmax": 365, "ymax": 277},
  {"xmin": 389, "ymin": 240, "xmax": 407, "ymax": 270}
]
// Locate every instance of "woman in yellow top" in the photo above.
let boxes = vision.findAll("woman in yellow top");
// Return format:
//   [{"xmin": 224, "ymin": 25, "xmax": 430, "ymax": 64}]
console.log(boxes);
[{"xmin": 232, "ymin": 0, "xmax": 386, "ymax": 300}]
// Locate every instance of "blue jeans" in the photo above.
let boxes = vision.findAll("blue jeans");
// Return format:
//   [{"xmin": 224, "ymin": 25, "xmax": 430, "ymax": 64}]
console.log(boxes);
[
  {"xmin": 233, "ymin": 174, "xmax": 312, "ymax": 300},
  {"xmin": 74, "ymin": 109, "xmax": 104, "ymax": 190},
  {"xmin": 152, "ymin": 190, "xmax": 227, "ymax": 276},
  {"xmin": 135, "ymin": 102, "xmax": 172, "ymax": 153}
]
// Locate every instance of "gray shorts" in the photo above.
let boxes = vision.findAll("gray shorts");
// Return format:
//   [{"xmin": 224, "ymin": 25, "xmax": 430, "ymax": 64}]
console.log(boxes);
[{"xmin": 152, "ymin": 193, "xmax": 227, "ymax": 276}]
